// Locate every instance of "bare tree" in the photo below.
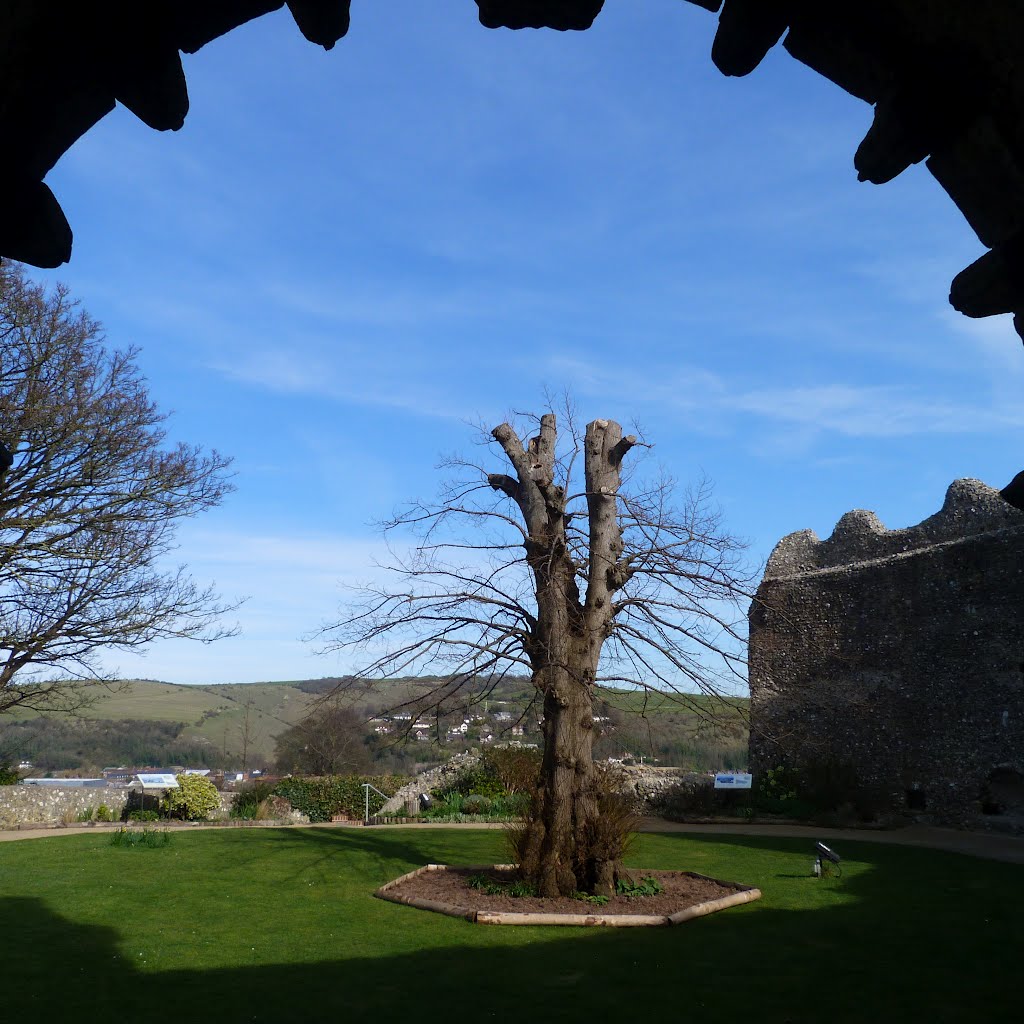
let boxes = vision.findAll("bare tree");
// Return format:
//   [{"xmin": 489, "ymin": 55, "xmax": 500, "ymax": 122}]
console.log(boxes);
[
  {"xmin": 236, "ymin": 696, "xmax": 262, "ymax": 771},
  {"xmin": 319, "ymin": 407, "xmax": 755, "ymax": 896},
  {"xmin": 274, "ymin": 703, "xmax": 371, "ymax": 776},
  {"xmin": 0, "ymin": 263, "xmax": 236, "ymax": 714}
]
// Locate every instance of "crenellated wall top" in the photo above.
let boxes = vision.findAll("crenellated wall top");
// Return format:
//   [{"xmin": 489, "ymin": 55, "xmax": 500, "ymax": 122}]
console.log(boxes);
[{"xmin": 764, "ymin": 479, "xmax": 1024, "ymax": 579}]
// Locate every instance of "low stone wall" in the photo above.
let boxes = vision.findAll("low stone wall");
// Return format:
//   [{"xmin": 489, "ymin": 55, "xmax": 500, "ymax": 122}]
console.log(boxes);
[
  {"xmin": 0, "ymin": 785, "xmax": 235, "ymax": 828},
  {"xmin": 379, "ymin": 752, "xmax": 481, "ymax": 813},
  {"xmin": 614, "ymin": 766, "xmax": 712, "ymax": 813},
  {"xmin": 379, "ymin": 755, "xmax": 709, "ymax": 816}
]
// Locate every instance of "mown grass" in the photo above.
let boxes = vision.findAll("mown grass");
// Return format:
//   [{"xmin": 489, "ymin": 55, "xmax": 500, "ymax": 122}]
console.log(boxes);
[{"xmin": 1, "ymin": 827, "xmax": 1017, "ymax": 1023}]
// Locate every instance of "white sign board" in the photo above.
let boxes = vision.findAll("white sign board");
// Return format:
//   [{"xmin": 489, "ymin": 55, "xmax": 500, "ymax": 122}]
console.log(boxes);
[{"xmin": 714, "ymin": 772, "xmax": 753, "ymax": 790}]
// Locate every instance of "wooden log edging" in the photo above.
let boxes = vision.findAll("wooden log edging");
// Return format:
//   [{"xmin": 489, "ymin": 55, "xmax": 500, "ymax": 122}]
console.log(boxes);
[
  {"xmin": 374, "ymin": 864, "xmax": 476, "ymax": 921},
  {"xmin": 373, "ymin": 864, "xmax": 762, "ymax": 927}
]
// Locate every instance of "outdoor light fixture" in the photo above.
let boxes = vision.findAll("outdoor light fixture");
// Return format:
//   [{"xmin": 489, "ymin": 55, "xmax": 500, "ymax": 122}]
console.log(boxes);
[
  {"xmin": 419, "ymin": 793, "xmax": 432, "ymax": 810},
  {"xmin": 813, "ymin": 842, "xmax": 842, "ymax": 877},
  {"xmin": 816, "ymin": 842, "xmax": 841, "ymax": 863}
]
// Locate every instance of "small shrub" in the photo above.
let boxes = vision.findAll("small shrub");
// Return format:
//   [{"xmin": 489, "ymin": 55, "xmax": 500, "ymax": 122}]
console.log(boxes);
[
  {"xmin": 163, "ymin": 774, "xmax": 220, "ymax": 821},
  {"xmin": 94, "ymin": 804, "xmax": 114, "ymax": 822},
  {"xmin": 440, "ymin": 763, "xmax": 505, "ymax": 801},
  {"xmin": 460, "ymin": 794, "xmax": 493, "ymax": 815},
  {"xmin": 485, "ymin": 747, "xmax": 541, "ymax": 794},
  {"xmin": 0, "ymin": 760, "xmax": 20, "ymax": 785},
  {"xmin": 467, "ymin": 873, "xmax": 536, "ymax": 897},
  {"xmin": 585, "ymin": 766, "xmax": 641, "ymax": 865},
  {"xmin": 754, "ymin": 765, "xmax": 811, "ymax": 817},
  {"xmin": 507, "ymin": 764, "xmax": 640, "ymax": 891},
  {"xmin": 440, "ymin": 748, "xmax": 542, "ymax": 805},
  {"xmin": 420, "ymin": 793, "xmax": 466, "ymax": 819},
  {"xmin": 230, "ymin": 780, "xmax": 277, "ymax": 820},
  {"xmin": 488, "ymin": 792, "xmax": 530, "ymax": 817},
  {"xmin": 127, "ymin": 809, "xmax": 160, "ymax": 822},
  {"xmin": 616, "ymin": 875, "xmax": 664, "ymax": 898},
  {"xmin": 110, "ymin": 826, "xmax": 171, "ymax": 848}
]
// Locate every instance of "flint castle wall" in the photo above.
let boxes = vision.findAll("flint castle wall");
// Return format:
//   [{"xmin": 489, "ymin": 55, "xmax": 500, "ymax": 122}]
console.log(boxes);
[{"xmin": 749, "ymin": 479, "xmax": 1024, "ymax": 827}]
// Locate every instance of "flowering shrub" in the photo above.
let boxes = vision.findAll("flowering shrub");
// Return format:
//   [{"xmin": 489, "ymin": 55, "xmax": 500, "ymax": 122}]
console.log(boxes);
[{"xmin": 163, "ymin": 774, "xmax": 221, "ymax": 821}]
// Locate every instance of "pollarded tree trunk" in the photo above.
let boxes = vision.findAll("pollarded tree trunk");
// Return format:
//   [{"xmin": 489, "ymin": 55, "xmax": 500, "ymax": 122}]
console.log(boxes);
[
  {"xmin": 490, "ymin": 415, "xmax": 635, "ymax": 897},
  {"xmin": 518, "ymin": 659, "xmax": 614, "ymax": 898}
]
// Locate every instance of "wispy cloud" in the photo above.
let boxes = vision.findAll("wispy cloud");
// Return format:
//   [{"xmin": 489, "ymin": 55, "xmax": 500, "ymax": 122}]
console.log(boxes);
[
  {"xmin": 725, "ymin": 384, "xmax": 1015, "ymax": 437},
  {"xmin": 547, "ymin": 354, "xmax": 1024, "ymax": 445},
  {"xmin": 212, "ymin": 347, "xmax": 467, "ymax": 421}
]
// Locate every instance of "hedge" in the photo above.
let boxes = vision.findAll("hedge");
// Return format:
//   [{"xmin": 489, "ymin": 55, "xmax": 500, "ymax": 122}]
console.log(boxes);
[{"xmin": 273, "ymin": 775, "xmax": 407, "ymax": 822}]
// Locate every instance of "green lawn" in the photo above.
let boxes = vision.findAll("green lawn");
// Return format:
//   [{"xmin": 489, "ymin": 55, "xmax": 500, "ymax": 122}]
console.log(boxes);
[{"xmin": 2, "ymin": 827, "xmax": 1017, "ymax": 1023}]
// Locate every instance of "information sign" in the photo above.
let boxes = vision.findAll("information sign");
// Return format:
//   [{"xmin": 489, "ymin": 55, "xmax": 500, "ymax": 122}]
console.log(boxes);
[{"xmin": 713, "ymin": 772, "xmax": 753, "ymax": 790}]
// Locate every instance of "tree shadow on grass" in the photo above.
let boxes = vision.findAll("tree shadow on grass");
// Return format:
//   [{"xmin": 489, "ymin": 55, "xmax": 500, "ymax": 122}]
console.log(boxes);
[
  {"xmin": 256, "ymin": 824, "xmax": 514, "ymax": 882},
  {"xmin": 5, "ymin": 833, "xmax": 1019, "ymax": 1024}
]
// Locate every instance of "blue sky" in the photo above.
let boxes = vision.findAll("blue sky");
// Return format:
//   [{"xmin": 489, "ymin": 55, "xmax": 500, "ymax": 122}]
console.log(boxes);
[{"xmin": 34, "ymin": 2, "xmax": 1023, "ymax": 686}]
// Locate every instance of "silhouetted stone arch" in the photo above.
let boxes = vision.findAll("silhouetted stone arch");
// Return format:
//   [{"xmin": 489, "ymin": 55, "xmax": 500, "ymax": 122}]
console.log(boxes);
[{"xmin": 3, "ymin": 1, "xmax": 1024, "ymax": 341}]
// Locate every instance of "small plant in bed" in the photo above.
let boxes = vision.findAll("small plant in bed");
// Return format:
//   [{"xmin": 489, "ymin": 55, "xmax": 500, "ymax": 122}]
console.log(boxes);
[
  {"xmin": 110, "ymin": 826, "xmax": 171, "ymax": 848},
  {"xmin": 572, "ymin": 874, "xmax": 662, "ymax": 907},
  {"xmin": 616, "ymin": 875, "xmax": 664, "ymax": 898},
  {"xmin": 572, "ymin": 891, "xmax": 610, "ymax": 906},
  {"xmin": 467, "ymin": 872, "xmax": 537, "ymax": 898}
]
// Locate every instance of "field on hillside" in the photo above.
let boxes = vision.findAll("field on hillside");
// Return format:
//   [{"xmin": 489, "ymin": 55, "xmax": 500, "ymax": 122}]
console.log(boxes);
[
  {"xmin": 1, "ymin": 681, "xmax": 320, "ymax": 768},
  {"xmin": 1, "ymin": 676, "xmax": 749, "ymax": 773}
]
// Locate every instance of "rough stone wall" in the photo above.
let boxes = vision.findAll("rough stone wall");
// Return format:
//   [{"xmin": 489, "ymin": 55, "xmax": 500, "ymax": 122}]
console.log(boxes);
[
  {"xmin": 380, "ymin": 754, "xmax": 703, "ymax": 815},
  {"xmin": 612, "ymin": 766, "xmax": 711, "ymax": 814},
  {"xmin": 0, "ymin": 786, "xmax": 234, "ymax": 828},
  {"xmin": 0, "ymin": 786, "xmax": 131, "ymax": 828},
  {"xmin": 749, "ymin": 479, "xmax": 1024, "ymax": 828},
  {"xmin": 378, "ymin": 752, "xmax": 481, "ymax": 814}
]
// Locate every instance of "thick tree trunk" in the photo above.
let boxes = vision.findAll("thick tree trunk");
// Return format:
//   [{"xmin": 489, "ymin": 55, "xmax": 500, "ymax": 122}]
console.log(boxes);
[
  {"xmin": 490, "ymin": 414, "xmax": 636, "ymax": 897},
  {"xmin": 518, "ymin": 665, "xmax": 616, "ymax": 897}
]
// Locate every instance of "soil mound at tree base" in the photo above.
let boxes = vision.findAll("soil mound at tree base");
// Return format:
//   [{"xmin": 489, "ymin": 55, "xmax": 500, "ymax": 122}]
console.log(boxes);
[{"xmin": 375, "ymin": 864, "xmax": 760, "ymax": 926}]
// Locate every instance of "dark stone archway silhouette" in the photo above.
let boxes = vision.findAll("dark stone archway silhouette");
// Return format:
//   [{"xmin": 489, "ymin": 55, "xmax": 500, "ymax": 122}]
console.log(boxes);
[{"xmin": 3, "ymin": 1, "xmax": 1024, "ymax": 340}]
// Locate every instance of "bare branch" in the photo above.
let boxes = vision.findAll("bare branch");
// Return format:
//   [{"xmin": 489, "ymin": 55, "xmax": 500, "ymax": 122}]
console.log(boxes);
[{"xmin": 0, "ymin": 264, "xmax": 238, "ymax": 714}]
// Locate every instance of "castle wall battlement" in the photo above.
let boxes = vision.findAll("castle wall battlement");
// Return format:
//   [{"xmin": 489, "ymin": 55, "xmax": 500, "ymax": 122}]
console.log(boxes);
[
  {"xmin": 765, "ymin": 479, "xmax": 1024, "ymax": 579},
  {"xmin": 749, "ymin": 479, "xmax": 1024, "ymax": 829}
]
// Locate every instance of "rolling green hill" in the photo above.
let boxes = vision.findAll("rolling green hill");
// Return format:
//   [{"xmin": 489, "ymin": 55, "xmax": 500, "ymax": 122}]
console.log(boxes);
[{"xmin": 0, "ymin": 676, "xmax": 748, "ymax": 775}]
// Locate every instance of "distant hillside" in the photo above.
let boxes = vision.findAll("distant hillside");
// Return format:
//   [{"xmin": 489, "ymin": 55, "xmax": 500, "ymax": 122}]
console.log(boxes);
[{"xmin": 0, "ymin": 676, "xmax": 748, "ymax": 776}]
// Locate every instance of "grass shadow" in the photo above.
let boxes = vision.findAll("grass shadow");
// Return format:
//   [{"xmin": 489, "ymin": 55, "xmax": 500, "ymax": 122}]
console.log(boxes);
[{"xmin": 2, "ymin": 830, "xmax": 1018, "ymax": 1023}]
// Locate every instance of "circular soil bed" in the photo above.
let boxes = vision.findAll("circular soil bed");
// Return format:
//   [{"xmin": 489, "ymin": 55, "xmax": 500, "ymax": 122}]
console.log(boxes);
[{"xmin": 375, "ymin": 864, "xmax": 761, "ymax": 926}]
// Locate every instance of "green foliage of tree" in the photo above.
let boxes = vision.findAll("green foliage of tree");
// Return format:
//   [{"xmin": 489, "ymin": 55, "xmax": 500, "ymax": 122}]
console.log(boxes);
[
  {"xmin": 163, "ymin": 774, "xmax": 220, "ymax": 821},
  {"xmin": 0, "ymin": 264, "xmax": 236, "ymax": 714},
  {"xmin": 0, "ymin": 716, "xmax": 229, "ymax": 772}
]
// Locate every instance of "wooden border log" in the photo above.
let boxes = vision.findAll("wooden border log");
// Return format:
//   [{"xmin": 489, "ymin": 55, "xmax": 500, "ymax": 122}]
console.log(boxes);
[
  {"xmin": 668, "ymin": 887, "xmax": 762, "ymax": 925},
  {"xmin": 476, "ymin": 911, "xmax": 670, "ymax": 927}
]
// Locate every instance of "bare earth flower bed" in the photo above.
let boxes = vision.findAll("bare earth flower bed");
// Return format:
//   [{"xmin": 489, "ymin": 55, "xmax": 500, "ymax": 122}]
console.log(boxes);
[{"xmin": 376, "ymin": 865, "xmax": 761, "ymax": 926}]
